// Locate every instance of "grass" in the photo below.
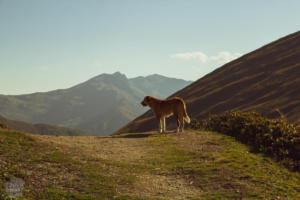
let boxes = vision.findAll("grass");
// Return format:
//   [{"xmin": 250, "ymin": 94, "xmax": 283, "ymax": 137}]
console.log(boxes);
[
  {"xmin": 145, "ymin": 131, "xmax": 300, "ymax": 199},
  {"xmin": 1, "ymin": 129, "xmax": 300, "ymax": 199},
  {"xmin": 0, "ymin": 130, "xmax": 148, "ymax": 200},
  {"xmin": 40, "ymin": 189, "xmax": 93, "ymax": 200}
]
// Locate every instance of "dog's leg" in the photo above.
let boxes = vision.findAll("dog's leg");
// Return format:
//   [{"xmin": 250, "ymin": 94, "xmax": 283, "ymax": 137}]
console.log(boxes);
[
  {"xmin": 163, "ymin": 117, "xmax": 166, "ymax": 133},
  {"xmin": 159, "ymin": 118, "xmax": 163, "ymax": 133},
  {"xmin": 174, "ymin": 115, "xmax": 180, "ymax": 133},
  {"xmin": 179, "ymin": 116, "xmax": 185, "ymax": 132}
]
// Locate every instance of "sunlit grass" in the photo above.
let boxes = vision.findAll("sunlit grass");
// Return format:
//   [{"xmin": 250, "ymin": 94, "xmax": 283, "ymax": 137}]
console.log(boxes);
[{"xmin": 1, "ymin": 129, "xmax": 299, "ymax": 199}]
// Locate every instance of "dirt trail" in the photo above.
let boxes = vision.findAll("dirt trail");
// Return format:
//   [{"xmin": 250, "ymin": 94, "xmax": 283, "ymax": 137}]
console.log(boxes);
[
  {"xmin": 35, "ymin": 134, "xmax": 152, "ymax": 162},
  {"xmin": 33, "ymin": 131, "xmax": 210, "ymax": 199}
]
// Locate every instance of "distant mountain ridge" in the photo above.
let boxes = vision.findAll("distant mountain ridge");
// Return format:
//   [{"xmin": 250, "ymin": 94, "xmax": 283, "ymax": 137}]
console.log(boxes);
[
  {"xmin": 0, "ymin": 115, "xmax": 85, "ymax": 136},
  {"xmin": 115, "ymin": 31, "xmax": 300, "ymax": 134},
  {"xmin": 0, "ymin": 73, "xmax": 192, "ymax": 135}
]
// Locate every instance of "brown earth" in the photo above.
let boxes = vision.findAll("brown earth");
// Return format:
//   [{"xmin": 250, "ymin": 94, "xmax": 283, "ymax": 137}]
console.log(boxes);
[{"xmin": 115, "ymin": 31, "xmax": 300, "ymax": 135}]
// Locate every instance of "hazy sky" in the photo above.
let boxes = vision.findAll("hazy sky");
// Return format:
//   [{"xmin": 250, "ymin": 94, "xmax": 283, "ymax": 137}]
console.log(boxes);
[{"xmin": 1, "ymin": 0, "xmax": 299, "ymax": 95}]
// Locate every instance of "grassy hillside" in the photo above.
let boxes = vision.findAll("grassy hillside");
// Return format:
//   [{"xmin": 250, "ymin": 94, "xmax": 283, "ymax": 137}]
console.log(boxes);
[
  {"xmin": 1, "ymin": 129, "xmax": 299, "ymax": 199},
  {"xmin": 190, "ymin": 111, "xmax": 300, "ymax": 171},
  {"xmin": 0, "ymin": 72, "xmax": 192, "ymax": 136},
  {"xmin": 115, "ymin": 31, "xmax": 300, "ymax": 134}
]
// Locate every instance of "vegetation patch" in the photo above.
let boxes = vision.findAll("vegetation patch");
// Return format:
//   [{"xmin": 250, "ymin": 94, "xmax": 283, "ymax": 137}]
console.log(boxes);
[
  {"xmin": 146, "ymin": 132, "xmax": 300, "ymax": 199},
  {"xmin": 39, "ymin": 189, "xmax": 94, "ymax": 200},
  {"xmin": 0, "ymin": 123, "xmax": 8, "ymax": 129},
  {"xmin": 191, "ymin": 111, "xmax": 300, "ymax": 171},
  {"xmin": 0, "ymin": 130, "xmax": 148, "ymax": 200}
]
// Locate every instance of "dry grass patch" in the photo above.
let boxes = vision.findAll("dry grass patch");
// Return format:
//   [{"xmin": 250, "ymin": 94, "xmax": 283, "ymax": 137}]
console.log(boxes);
[{"xmin": 34, "ymin": 135, "xmax": 154, "ymax": 163}]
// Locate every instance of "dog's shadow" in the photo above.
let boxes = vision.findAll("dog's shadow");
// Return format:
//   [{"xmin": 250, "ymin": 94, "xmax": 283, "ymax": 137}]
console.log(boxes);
[
  {"xmin": 112, "ymin": 131, "xmax": 178, "ymax": 139},
  {"xmin": 112, "ymin": 133, "xmax": 153, "ymax": 138}
]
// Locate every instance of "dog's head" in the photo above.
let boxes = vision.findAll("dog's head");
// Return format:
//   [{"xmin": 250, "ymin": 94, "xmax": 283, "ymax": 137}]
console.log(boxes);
[{"xmin": 141, "ymin": 96, "xmax": 151, "ymax": 107}]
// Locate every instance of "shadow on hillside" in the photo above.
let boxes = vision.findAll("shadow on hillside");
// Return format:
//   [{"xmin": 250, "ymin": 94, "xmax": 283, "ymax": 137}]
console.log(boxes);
[
  {"xmin": 113, "ymin": 133, "xmax": 154, "ymax": 138},
  {"xmin": 112, "ymin": 130, "xmax": 180, "ymax": 138}
]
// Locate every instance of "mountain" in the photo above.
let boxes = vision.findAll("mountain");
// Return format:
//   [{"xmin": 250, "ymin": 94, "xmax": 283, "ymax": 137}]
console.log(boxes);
[
  {"xmin": 0, "ymin": 73, "xmax": 192, "ymax": 135},
  {"xmin": 115, "ymin": 31, "xmax": 300, "ymax": 134},
  {"xmin": 0, "ymin": 115, "xmax": 85, "ymax": 136}
]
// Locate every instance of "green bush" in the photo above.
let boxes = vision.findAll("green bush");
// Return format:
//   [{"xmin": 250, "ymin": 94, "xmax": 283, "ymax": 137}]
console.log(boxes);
[
  {"xmin": 0, "ymin": 123, "xmax": 8, "ymax": 129},
  {"xmin": 191, "ymin": 111, "xmax": 300, "ymax": 171}
]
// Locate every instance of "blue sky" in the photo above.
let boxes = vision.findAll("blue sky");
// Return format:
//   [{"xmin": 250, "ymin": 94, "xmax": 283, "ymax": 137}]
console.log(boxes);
[{"xmin": 0, "ymin": 0, "xmax": 299, "ymax": 95}]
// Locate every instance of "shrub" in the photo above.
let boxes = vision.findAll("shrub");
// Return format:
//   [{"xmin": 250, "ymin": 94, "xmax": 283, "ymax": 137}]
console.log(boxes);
[
  {"xmin": 191, "ymin": 111, "xmax": 300, "ymax": 171},
  {"xmin": 0, "ymin": 123, "xmax": 8, "ymax": 129}
]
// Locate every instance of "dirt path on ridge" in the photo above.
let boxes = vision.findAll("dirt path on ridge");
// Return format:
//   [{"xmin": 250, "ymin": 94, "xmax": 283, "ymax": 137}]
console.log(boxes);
[{"xmin": 33, "ymin": 131, "xmax": 214, "ymax": 199}]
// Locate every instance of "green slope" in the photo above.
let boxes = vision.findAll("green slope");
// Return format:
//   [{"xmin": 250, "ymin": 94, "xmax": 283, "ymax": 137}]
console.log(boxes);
[{"xmin": 1, "ymin": 129, "xmax": 299, "ymax": 199}]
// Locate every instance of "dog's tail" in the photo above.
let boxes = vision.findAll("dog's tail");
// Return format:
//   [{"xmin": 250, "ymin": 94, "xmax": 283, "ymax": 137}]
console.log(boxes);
[
  {"xmin": 184, "ymin": 115, "xmax": 191, "ymax": 123},
  {"xmin": 183, "ymin": 104, "xmax": 191, "ymax": 123}
]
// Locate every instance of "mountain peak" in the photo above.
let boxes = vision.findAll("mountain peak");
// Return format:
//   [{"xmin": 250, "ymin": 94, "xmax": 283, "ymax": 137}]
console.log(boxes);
[
  {"xmin": 112, "ymin": 71, "xmax": 123, "ymax": 76},
  {"xmin": 130, "ymin": 74, "xmax": 185, "ymax": 81},
  {"xmin": 147, "ymin": 73, "xmax": 165, "ymax": 78},
  {"xmin": 87, "ymin": 72, "xmax": 127, "ymax": 82}
]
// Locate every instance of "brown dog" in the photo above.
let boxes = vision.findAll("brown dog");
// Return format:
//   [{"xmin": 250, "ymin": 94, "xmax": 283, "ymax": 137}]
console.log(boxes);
[{"xmin": 141, "ymin": 95, "xmax": 190, "ymax": 133}]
